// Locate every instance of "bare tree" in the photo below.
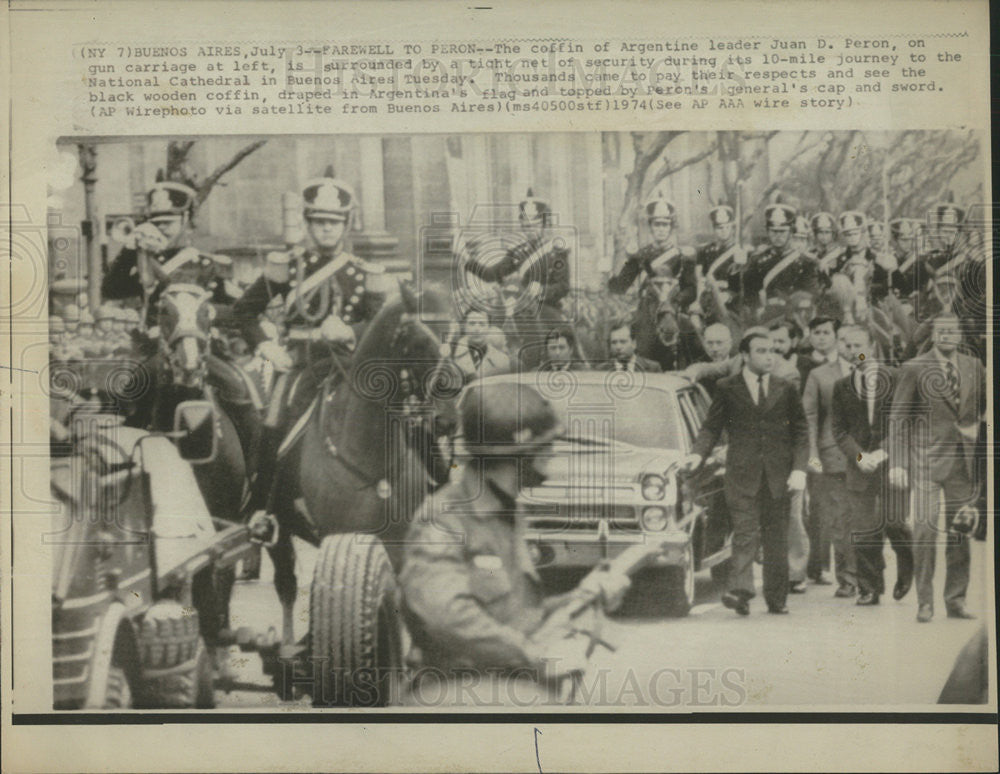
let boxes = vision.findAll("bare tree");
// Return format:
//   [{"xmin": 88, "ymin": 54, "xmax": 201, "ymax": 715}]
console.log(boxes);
[{"xmin": 164, "ymin": 139, "xmax": 268, "ymax": 219}]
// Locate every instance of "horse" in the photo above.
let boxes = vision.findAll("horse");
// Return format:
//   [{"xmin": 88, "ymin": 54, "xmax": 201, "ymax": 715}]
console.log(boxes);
[
  {"xmin": 140, "ymin": 284, "xmax": 265, "ymax": 653},
  {"xmin": 263, "ymin": 282, "xmax": 461, "ymax": 654},
  {"xmin": 635, "ymin": 276, "xmax": 705, "ymax": 370}
]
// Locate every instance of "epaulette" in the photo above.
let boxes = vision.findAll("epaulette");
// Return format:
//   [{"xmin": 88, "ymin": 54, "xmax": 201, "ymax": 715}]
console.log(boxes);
[{"xmin": 263, "ymin": 250, "xmax": 291, "ymax": 283}]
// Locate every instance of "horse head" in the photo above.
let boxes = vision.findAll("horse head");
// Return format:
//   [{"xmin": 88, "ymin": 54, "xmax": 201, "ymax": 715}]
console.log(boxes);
[{"xmin": 156, "ymin": 283, "xmax": 214, "ymax": 389}]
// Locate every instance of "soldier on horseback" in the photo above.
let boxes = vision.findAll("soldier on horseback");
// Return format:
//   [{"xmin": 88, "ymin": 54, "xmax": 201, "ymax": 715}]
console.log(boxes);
[
  {"xmin": 102, "ymin": 181, "xmax": 238, "ymax": 327},
  {"xmin": 231, "ymin": 176, "xmax": 395, "ymax": 519},
  {"xmin": 742, "ymin": 202, "xmax": 823, "ymax": 311},
  {"xmin": 887, "ymin": 217, "xmax": 925, "ymax": 300},
  {"xmin": 463, "ymin": 189, "xmax": 572, "ymax": 370},
  {"xmin": 695, "ymin": 204, "xmax": 747, "ymax": 315}
]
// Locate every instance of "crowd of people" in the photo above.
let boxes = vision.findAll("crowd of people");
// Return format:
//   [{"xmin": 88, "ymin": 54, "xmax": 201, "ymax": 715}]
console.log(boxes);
[{"xmin": 47, "ymin": 171, "xmax": 987, "ymax": 688}]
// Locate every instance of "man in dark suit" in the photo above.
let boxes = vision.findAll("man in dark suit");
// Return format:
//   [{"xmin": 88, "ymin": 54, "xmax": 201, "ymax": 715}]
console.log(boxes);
[
  {"xmin": 597, "ymin": 320, "xmax": 662, "ymax": 373},
  {"xmin": 535, "ymin": 325, "xmax": 586, "ymax": 372},
  {"xmin": 888, "ymin": 313, "xmax": 984, "ymax": 622},
  {"xmin": 685, "ymin": 329, "xmax": 809, "ymax": 615},
  {"xmin": 832, "ymin": 325, "xmax": 914, "ymax": 605}
]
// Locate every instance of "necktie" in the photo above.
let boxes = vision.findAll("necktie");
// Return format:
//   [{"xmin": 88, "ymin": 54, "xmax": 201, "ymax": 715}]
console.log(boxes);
[
  {"xmin": 757, "ymin": 374, "xmax": 765, "ymax": 405},
  {"xmin": 945, "ymin": 360, "xmax": 959, "ymax": 403}
]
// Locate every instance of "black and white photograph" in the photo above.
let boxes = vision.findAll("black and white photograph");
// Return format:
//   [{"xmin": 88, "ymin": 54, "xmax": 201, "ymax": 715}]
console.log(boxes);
[{"xmin": 42, "ymin": 129, "xmax": 989, "ymax": 711}]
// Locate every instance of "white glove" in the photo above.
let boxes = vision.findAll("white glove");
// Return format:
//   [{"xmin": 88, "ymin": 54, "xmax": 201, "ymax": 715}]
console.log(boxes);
[
  {"xmin": 577, "ymin": 567, "xmax": 631, "ymax": 612},
  {"xmin": 807, "ymin": 457, "xmax": 823, "ymax": 474},
  {"xmin": 257, "ymin": 339, "xmax": 293, "ymax": 372},
  {"xmin": 888, "ymin": 467, "xmax": 909, "ymax": 490},
  {"xmin": 732, "ymin": 247, "xmax": 748, "ymax": 266},
  {"xmin": 319, "ymin": 315, "xmax": 356, "ymax": 347},
  {"xmin": 132, "ymin": 221, "xmax": 171, "ymax": 254},
  {"xmin": 787, "ymin": 470, "xmax": 807, "ymax": 492}
]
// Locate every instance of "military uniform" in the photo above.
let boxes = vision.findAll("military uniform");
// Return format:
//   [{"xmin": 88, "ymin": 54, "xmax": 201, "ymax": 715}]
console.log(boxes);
[
  {"xmin": 742, "ymin": 204, "xmax": 822, "ymax": 305},
  {"xmin": 102, "ymin": 182, "xmax": 237, "ymax": 324},
  {"xmin": 887, "ymin": 218, "xmax": 925, "ymax": 299}
]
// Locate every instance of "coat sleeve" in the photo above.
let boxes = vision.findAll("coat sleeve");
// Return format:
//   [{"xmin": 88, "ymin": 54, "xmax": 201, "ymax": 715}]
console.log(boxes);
[
  {"xmin": 787, "ymin": 382, "xmax": 809, "ymax": 473},
  {"xmin": 692, "ymin": 382, "xmax": 727, "ymax": 459},
  {"xmin": 832, "ymin": 381, "xmax": 862, "ymax": 461},
  {"xmin": 229, "ymin": 275, "xmax": 282, "ymax": 349},
  {"xmin": 399, "ymin": 520, "xmax": 541, "ymax": 670},
  {"xmin": 683, "ymin": 355, "xmax": 736, "ymax": 383},
  {"xmin": 101, "ymin": 248, "xmax": 142, "ymax": 301},
  {"xmin": 608, "ymin": 255, "xmax": 642, "ymax": 294},
  {"xmin": 802, "ymin": 370, "xmax": 822, "ymax": 460},
  {"xmin": 888, "ymin": 362, "xmax": 918, "ymax": 473}
]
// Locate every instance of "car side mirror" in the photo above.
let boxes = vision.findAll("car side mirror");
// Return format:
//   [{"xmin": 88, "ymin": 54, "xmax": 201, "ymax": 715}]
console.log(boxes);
[{"xmin": 173, "ymin": 400, "xmax": 216, "ymax": 463}]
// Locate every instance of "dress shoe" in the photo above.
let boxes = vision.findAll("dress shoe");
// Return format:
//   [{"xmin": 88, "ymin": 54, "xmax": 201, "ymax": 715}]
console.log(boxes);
[
  {"xmin": 810, "ymin": 574, "xmax": 833, "ymax": 586},
  {"xmin": 834, "ymin": 584, "xmax": 856, "ymax": 598},
  {"xmin": 789, "ymin": 581, "xmax": 807, "ymax": 594},
  {"xmin": 916, "ymin": 604, "xmax": 933, "ymax": 623},
  {"xmin": 856, "ymin": 592, "xmax": 880, "ymax": 606},
  {"xmin": 721, "ymin": 591, "xmax": 750, "ymax": 616},
  {"xmin": 892, "ymin": 577, "xmax": 912, "ymax": 601},
  {"xmin": 767, "ymin": 605, "xmax": 789, "ymax": 614},
  {"xmin": 946, "ymin": 606, "xmax": 976, "ymax": 620}
]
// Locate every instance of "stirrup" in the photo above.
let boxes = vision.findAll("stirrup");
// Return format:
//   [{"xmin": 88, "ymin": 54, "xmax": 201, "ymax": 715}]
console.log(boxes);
[{"xmin": 248, "ymin": 510, "xmax": 280, "ymax": 548}]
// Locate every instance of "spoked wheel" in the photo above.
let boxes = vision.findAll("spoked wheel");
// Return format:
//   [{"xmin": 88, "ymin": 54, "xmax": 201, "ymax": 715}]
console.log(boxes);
[{"xmin": 309, "ymin": 533, "xmax": 404, "ymax": 707}]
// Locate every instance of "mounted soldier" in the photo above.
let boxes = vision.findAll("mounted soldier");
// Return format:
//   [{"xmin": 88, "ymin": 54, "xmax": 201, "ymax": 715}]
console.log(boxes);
[
  {"xmin": 102, "ymin": 181, "xmax": 238, "ymax": 327},
  {"xmin": 695, "ymin": 203, "xmax": 747, "ymax": 317},
  {"xmin": 809, "ymin": 212, "xmax": 842, "ymax": 273},
  {"xmin": 742, "ymin": 202, "xmax": 822, "ymax": 312},
  {"xmin": 887, "ymin": 217, "xmax": 925, "ymax": 300},
  {"xmin": 231, "ymin": 175, "xmax": 395, "ymax": 518},
  {"xmin": 463, "ymin": 188, "xmax": 572, "ymax": 370}
]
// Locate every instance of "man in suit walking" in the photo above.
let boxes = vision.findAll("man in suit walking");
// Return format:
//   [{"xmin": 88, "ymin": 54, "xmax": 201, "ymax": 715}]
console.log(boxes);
[
  {"xmin": 832, "ymin": 325, "xmax": 914, "ymax": 605},
  {"xmin": 597, "ymin": 319, "xmax": 662, "ymax": 373},
  {"xmin": 888, "ymin": 314, "xmax": 984, "ymax": 622},
  {"xmin": 802, "ymin": 320, "xmax": 858, "ymax": 596},
  {"xmin": 684, "ymin": 329, "xmax": 809, "ymax": 615}
]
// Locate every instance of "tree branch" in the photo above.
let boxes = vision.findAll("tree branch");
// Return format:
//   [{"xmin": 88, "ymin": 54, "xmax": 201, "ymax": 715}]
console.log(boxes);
[{"xmin": 195, "ymin": 139, "xmax": 268, "ymax": 208}]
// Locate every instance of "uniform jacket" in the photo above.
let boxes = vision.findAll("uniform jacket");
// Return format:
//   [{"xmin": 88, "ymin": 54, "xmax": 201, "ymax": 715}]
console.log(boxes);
[
  {"xmin": 596, "ymin": 355, "xmax": 662, "ymax": 373},
  {"xmin": 742, "ymin": 244, "xmax": 822, "ymax": 301},
  {"xmin": 696, "ymin": 240, "xmax": 743, "ymax": 298},
  {"xmin": 692, "ymin": 372, "xmax": 808, "ymax": 501},
  {"xmin": 103, "ymin": 246, "xmax": 237, "ymax": 326},
  {"xmin": 399, "ymin": 470, "xmax": 547, "ymax": 671},
  {"xmin": 802, "ymin": 358, "xmax": 854, "ymax": 473},
  {"xmin": 831, "ymin": 365, "xmax": 897, "ymax": 492},
  {"xmin": 466, "ymin": 233, "xmax": 571, "ymax": 309},
  {"xmin": 609, "ymin": 239, "xmax": 697, "ymax": 309},
  {"xmin": 888, "ymin": 351, "xmax": 984, "ymax": 484},
  {"xmin": 232, "ymin": 246, "xmax": 391, "ymax": 349}
]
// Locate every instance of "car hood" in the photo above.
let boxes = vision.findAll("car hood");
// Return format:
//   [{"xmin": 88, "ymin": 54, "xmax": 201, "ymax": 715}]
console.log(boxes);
[{"xmin": 541, "ymin": 437, "xmax": 682, "ymax": 485}]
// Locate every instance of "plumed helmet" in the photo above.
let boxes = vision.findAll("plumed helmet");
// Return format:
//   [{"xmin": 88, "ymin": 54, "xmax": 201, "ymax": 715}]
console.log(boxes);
[
  {"xmin": 146, "ymin": 181, "xmax": 196, "ymax": 217},
  {"xmin": 461, "ymin": 382, "xmax": 562, "ymax": 456},
  {"xmin": 810, "ymin": 212, "xmax": 836, "ymax": 232},
  {"xmin": 644, "ymin": 192, "xmax": 676, "ymax": 223},
  {"xmin": 764, "ymin": 203, "xmax": 797, "ymax": 228},
  {"xmin": 302, "ymin": 177, "xmax": 355, "ymax": 221},
  {"xmin": 838, "ymin": 210, "xmax": 867, "ymax": 232},
  {"xmin": 889, "ymin": 218, "xmax": 922, "ymax": 239},
  {"xmin": 708, "ymin": 204, "xmax": 734, "ymax": 226}
]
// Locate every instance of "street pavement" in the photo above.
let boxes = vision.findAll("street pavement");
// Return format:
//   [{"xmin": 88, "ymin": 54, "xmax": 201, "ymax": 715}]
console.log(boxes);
[{"xmin": 214, "ymin": 537, "xmax": 990, "ymax": 710}]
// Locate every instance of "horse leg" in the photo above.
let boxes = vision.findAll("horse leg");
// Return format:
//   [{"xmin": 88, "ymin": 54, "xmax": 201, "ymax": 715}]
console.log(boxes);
[{"xmin": 267, "ymin": 524, "xmax": 298, "ymax": 646}]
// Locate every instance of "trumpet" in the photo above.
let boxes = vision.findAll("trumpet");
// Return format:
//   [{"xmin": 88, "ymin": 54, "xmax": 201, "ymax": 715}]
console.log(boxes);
[{"xmin": 109, "ymin": 216, "xmax": 137, "ymax": 245}]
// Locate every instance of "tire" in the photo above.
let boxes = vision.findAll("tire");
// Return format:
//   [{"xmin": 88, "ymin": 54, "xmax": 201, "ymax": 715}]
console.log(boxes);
[
  {"xmin": 309, "ymin": 533, "xmax": 403, "ymax": 707},
  {"xmin": 102, "ymin": 664, "xmax": 132, "ymax": 709},
  {"xmin": 137, "ymin": 601, "xmax": 200, "ymax": 670},
  {"xmin": 137, "ymin": 639, "xmax": 215, "ymax": 709}
]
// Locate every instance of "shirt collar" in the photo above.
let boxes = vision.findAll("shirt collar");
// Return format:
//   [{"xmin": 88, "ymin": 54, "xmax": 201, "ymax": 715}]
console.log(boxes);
[
  {"xmin": 742, "ymin": 367, "xmax": 768, "ymax": 390},
  {"xmin": 933, "ymin": 347, "xmax": 957, "ymax": 368}
]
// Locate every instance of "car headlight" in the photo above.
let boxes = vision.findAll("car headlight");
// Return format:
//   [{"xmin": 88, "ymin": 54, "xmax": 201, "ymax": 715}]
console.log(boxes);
[
  {"xmin": 641, "ymin": 506, "xmax": 670, "ymax": 531},
  {"xmin": 641, "ymin": 474, "xmax": 666, "ymax": 500}
]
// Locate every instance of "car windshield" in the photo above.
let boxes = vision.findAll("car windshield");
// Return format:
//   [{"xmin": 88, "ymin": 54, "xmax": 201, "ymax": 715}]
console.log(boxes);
[{"xmin": 543, "ymin": 383, "xmax": 681, "ymax": 450}]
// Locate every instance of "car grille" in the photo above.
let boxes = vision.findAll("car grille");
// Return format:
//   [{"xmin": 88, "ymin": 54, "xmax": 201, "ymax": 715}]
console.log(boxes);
[{"xmin": 522, "ymin": 502, "xmax": 640, "ymax": 533}]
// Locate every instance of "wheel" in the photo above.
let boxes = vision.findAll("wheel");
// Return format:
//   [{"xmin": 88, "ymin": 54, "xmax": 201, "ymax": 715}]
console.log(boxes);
[
  {"xmin": 101, "ymin": 664, "xmax": 132, "ymax": 709},
  {"xmin": 137, "ymin": 600, "xmax": 200, "ymax": 670},
  {"xmin": 309, "ymin": 533, "xmax": 403, "ymax": 707},
  {"xmin": 662, "ymin": 542, "xmax": 695, "ymax": 617},
  {"xmin": 137, "ymin": 639, "xmax": 216, "ymax": 709}
]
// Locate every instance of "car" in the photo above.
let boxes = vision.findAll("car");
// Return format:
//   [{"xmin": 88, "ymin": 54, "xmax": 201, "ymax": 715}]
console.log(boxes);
[{"xmin": 461, "ymin": 370, "xmax": 732, "ymax": 616}]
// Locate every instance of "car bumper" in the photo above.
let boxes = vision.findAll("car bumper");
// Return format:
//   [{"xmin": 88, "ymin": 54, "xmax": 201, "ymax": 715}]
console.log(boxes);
[{"xmin": 525, "ymin": 529, "xmax": 690, "ymax": 570}]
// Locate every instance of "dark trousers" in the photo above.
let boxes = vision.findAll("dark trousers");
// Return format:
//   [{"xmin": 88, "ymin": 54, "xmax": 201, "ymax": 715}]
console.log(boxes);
[
  {"xmin": 847, "ymin": 483, "xmax": 914, "ymax": 596},
  {"xmin": 807, "ymin": 472, "xmax": 855, "ymax": 587},
  {"xmin": 912, "ymin": 465, "xmax": 975, "ymax": 611},
  {"xmin": 726, "ymin": 476, "xmax": 789, "ymax": 609}
]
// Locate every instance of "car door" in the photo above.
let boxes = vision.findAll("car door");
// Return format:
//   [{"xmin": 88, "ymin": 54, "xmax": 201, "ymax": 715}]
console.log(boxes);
[{"xmin": 676, "ymin": 386, "xmax": 731, "ymax": 564}]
